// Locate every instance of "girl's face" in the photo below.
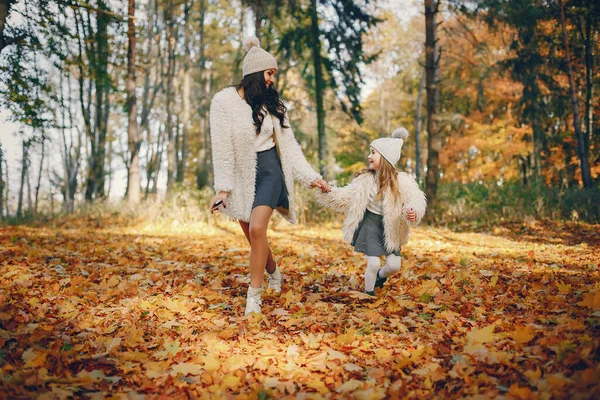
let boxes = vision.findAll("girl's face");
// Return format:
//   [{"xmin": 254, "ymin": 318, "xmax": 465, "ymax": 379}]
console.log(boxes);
[
  {"xmin": 264, "ymin": 69, "xmax": 277, "ymax": 88},
  {"xmin": 368, "ymin": 147, "xmax": 382, "ymax": 170}
]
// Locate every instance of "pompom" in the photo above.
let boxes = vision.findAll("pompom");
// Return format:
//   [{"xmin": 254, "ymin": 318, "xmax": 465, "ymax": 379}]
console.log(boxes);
[
  {"xmin": 392, "ymin": 127, "xmax": 409, "ymax": 140},
  {"xmin": 243, "ymin": 36, "xmax": 261, "ymax": 52}
]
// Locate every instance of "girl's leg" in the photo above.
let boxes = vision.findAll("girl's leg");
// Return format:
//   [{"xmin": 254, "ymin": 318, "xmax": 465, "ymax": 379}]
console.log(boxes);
[
  {"xmin": 379, "ymin": 254, "xmax": 401, "ymax": 278},
  {"xmin": 364, "ymin": 256, "xmax": 381, "ymax": 293},
  {"xmin": 239, "ymin": 220, "xmax": 277, "ymax": 274},
  {"xmin": 248, "ymin": 206, "xmax": 274, "ymax": 288}
]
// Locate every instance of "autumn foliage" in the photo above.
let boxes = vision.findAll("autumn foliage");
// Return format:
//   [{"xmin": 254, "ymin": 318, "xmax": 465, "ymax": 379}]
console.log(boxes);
[{"xmin": 1, "ymin": 215, "xmax": 599, "ymax": 398}]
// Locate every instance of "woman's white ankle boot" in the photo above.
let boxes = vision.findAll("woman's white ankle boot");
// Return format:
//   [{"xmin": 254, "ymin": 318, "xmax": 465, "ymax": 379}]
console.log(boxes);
[
  {"xmin": 245, "ymin": 285, "xmax": 263, "ymax": 316},
  {"xmin": 267, "ymin": 264, "xmax": 282, "ymax": 293}
]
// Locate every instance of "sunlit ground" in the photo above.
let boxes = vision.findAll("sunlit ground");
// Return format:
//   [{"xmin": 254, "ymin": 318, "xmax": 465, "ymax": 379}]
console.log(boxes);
[{"xmin": 1, "ymin": 216, "xmax": 599, "ymax": 399}]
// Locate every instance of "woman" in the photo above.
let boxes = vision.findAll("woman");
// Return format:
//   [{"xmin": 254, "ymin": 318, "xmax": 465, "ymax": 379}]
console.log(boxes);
[{"xmin": 209, "ymin": 37, "xmax": 330, "ymax": 316}]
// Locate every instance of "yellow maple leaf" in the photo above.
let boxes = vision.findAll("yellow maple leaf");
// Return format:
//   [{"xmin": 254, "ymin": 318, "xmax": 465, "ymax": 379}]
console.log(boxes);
[
  {"xmin": 409, "ymin": 280, "xmax": 439, "ymax": 297},
  {"xmin": 220, "ymin": 374, "xmax": 241, "ymax": 390},
  {"xmin": 171, "ymin": 362, "xmax": 203, "ymax": 376},
  {"xmin": 508, "ymin": 384, "xmax": 534, "ymax": 400},
  {"xmin": 300, "ymin": 332, "xmax": 323, "ymax": 349},
  {"xmin": 555, "ymin": 281, "xmax": 571, "ymax": 294},
  {"xmin": 336, "ymin": 329, "xmax": 356, "ymax": 346},
  {"xmin": 489, "ymin": 273, "xmax": 499, "ymax": 287},
  {"xmin": 465, "ymin": 322, "xmax": 501, "ymax": 345},
  {"xmin": 327, "ymin": 349, "xmax": 347, "ymax": 361},
  {"xmin": 145, "ymin": 361, "xmax": 169, "ymax": 378},
  {"xmin": 201, "ymin": 355, "xmax": 221, "ymax": 372},
  {"xmin": 22, "ymin": 348, "xmax": 46, "ymax": 367},
  {"xmin": 306, "ymin": 378, "xmax": 329, "ymax": 394},
  {"xmin": 578, "ymin": 292, "xmax": 600, "ymax": 310},
  {"xmin": 343, "ymin": 363, "xmax": 363, "ymax": 372},
  {"xmin": 336, "ymin": 379, "xmax": 363, "ymax": 393},
  {"xmin": 524, "ymin": 367, "xmax": 542, "ymax": 384},
  {"xmin": 511, "ymin": 325, "xmax": 536, "ymax": 345}
]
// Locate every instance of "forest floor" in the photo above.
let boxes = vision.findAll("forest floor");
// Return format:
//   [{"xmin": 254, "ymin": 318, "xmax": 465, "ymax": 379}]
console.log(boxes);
[{"xmin": 1, "ymin": 216, "xmax": 599, "ymax": 399}]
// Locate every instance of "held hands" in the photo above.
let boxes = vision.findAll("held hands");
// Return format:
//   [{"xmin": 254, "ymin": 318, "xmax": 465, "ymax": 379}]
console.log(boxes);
[
  {"xmin": 209, "ymin": 191, "xmax": 229, "ymax": 212},
  {"xmin": 311, "ymin": 178, "xmax": 331, "ymax": 193}
]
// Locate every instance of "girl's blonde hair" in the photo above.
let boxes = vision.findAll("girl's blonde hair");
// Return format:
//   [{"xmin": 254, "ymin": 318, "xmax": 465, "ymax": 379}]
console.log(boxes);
[{"xmin": 354, "ymin": 156, "xmax": 400, "ymax": 201}]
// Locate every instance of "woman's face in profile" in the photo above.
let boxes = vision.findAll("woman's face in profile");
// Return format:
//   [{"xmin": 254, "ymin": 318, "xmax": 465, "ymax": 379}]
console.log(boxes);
[{"xmin": 264, "ymin": 69, "xmax": 277, "ymax": 88}]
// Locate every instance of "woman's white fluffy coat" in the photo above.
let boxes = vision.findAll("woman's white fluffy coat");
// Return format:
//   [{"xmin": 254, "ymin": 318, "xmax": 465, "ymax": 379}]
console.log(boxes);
[
  {"xmin": 210, "ymin": 87, "xmax": 321, "ymax": 223},
  {"xmin": 315, "ymin": 172, "xmax": 427, "ymax": 253}
]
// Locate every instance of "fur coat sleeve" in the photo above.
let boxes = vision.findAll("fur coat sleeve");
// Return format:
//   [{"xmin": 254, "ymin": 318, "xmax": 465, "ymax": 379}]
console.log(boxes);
[
  {"xmin": 209, "ymin": 96, "xmax": 235, "ymax": 193},
  {"xmin": 398, "ymin": 172, "xmax": 427, "ymax": 226},
  {"xmin": 314, "ymin": 173, "xmax": 369, "ymax": 212},
  {"xmin": 280, "ymin": 113, "xmax": 322, "ymax": 187}
]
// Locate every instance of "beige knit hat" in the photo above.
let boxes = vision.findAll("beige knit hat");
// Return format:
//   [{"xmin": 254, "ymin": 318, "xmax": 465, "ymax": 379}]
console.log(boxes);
[
  {"xmin": 370, "ymin": 127, "xmax": 409, "ymax": 166},
  {"xmin": 242, "ymin": 37, "xmax": 278, "ymax": 77}
]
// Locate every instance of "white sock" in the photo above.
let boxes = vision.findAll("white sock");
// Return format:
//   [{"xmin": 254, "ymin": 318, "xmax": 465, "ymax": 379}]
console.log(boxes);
[
  {"xmin": 379, "ymin": 254, "xmax": 401, "ymax": 278},
  {"xmin": 364, "ymin": 256, "xmax": 380, "ymax": 292}
]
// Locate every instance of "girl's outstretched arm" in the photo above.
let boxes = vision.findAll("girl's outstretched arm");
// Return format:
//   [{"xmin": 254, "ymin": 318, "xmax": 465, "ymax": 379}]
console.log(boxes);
[{"xmin": 314, "ymin": 174, "xmax": 367, "ymax": 212}]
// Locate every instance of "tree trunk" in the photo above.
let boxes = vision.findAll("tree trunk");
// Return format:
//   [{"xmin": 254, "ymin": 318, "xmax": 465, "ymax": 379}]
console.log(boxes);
[
  {"xmin": 126, "ymin": 0, "xmax": 140, "ymax": 203},
  {"xmin": 252, "ymin": 2, "xmax": 262, "ymax": 38},
  {"xmin": 0, "ymin": 143, "xmax": 4, "ymax": 218},
  {"xmin": 309, "ymin": 0, "xmax": 327, "ymax": 179},
  {"xmin": 195, "ymin": 0, "xmax": 212, "ymax": 190},
  {"xmin": 76, "ymin": 8, "xmax": 96, "ymax": 202},
  {"xmin": 92, "ymin": 1, "xmax": 110, "ymax": 200},
  {"xmin": 26, "ymin": 161, "xmax": 32, "ymax": 213},
  {"xmin": 583, "ymin": 6, "xmax": 594, "ymax": 169},
  {"xmin": 3, "ymin": 156, "xmax": 7, "ymax": 217},
  {"xmin": 165, "ymin": 0, "xmax": 176, "ymax": 191},
  {"xmin": 17, "ymin": 139, "xmax": 29, "ymax": 218},
  {"xmin": 34, "ymin": 136, "xmax": 45, "ymax": 213},
  {"xmin": 177, "ymin": 0, "xmax": 193, "ymax": 184},
  {"xmin": 415, "ymin": 68, "xmax": 425, "ymax": 183},
  {"xmin": 424, "ymin": 0, "xmax": 441, "ymax": 217},
  {"xmin": 0, "ymin": 0, "xmax": 16, "ymax": 54},
  {"xmin": 558, "ymin": 0, "xmax": 592, "ymax": 188}
]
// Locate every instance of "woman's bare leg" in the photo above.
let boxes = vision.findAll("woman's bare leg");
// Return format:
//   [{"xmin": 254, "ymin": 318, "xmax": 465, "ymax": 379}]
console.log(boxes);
[
  {"xmin": 247, "ymin": 206, "xmax": 274, "ymax": 288},
  {"xmin": 239, "ymin": 219, "xmax": 277, "ymax": 274}
]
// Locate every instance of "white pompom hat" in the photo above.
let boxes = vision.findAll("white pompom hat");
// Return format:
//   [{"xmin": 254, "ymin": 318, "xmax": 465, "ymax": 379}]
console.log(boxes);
[
  {"xmin": 242, "ymin": 37, "xmax": 278, "ymax": 77},
  {"xmin": 370, "ymin": 127, "xmax": 409, "ymax": 166}
]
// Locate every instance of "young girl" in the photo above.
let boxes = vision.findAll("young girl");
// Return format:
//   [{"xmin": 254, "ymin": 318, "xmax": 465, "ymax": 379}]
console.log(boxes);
[{"xmin": 316, "ymin": 128, "xmax": 426, "ymax": 295}]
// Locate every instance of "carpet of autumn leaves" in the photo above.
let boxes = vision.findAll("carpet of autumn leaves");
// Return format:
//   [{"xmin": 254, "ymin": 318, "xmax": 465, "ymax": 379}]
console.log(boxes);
[{"xmin": 1, "ymin": 215, "xmax": 599, "ymax": 399}]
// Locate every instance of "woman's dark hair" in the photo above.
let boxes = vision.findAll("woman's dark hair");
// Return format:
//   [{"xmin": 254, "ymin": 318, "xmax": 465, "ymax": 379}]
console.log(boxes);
[{"xmin": 237, "ymin": 71, "xmax": 288, "ymax": 134}]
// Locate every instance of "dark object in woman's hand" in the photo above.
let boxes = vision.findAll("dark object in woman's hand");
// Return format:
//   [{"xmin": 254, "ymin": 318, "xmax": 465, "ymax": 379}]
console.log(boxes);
[{"xmin": 212, "ymin": 199, "xmax": 224, "ymax": 211}]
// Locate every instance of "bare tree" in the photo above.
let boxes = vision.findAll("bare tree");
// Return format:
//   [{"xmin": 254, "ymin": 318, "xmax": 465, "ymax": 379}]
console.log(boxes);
[
  {"xmin": 0, "ymin": 143, "xmax": 4, "ymax": 218},
  {"xmin": 558, "ymin": 0, "xmax": 592, "ymax": 188},
  {"xmin": 126, "ymin": 0, "xmax": 141, "ymax": 203},
  {"xmin": 165, "ymin": 0, "xmax": 177, "ymax": 191},
  {"xmin": 34, "ymin": 135, "xmax": 45, "ymax": 213},
  {"xmin": 17, "ymin": 138, "xmax": 30, "ymax": 218},
  {"xmin": 425, "ymin": 0, "xmax": 441, "ymax": 216},
  {"xmin": 415, "ymin": 68, "xmax": 425, "ymax": 183}
]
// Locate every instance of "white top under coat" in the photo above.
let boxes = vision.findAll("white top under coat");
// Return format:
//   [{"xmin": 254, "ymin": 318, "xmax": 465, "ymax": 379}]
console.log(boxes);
[
  {"xmin": 254, "ymin": 111, "xmax": 275, "ymax": 152},
  {"xmin": 366, "ymin": 178, "xmax": 384, "ymax": 215}
]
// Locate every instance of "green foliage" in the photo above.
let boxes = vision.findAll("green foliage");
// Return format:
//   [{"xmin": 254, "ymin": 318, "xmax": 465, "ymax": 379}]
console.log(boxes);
[
  {"xmin": 434, "ymin": 181, "xmax": 600, "ymax": 225},
  {"xmin": 278, "ymin": 0, "xmax": 380, "ymax": 123}
]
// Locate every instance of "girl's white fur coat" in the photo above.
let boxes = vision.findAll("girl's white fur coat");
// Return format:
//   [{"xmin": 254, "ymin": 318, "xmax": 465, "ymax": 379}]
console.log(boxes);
[
  {"xmin": 315, "ymin": 172, "xmax": 427, "ymax": 253},
  {"xmin": 210, "ymin": 87, "xmax": 321, "ymax": 223}
]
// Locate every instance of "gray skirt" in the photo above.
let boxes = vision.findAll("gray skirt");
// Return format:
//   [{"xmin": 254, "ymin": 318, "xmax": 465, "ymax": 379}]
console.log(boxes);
[
  {"xmin": 351, "ymin": 210, "xmax": 400, "ymax": 257},
  {"xmin": 252, "ymin": 146, "xmax": 289, "ymax": 211}
]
